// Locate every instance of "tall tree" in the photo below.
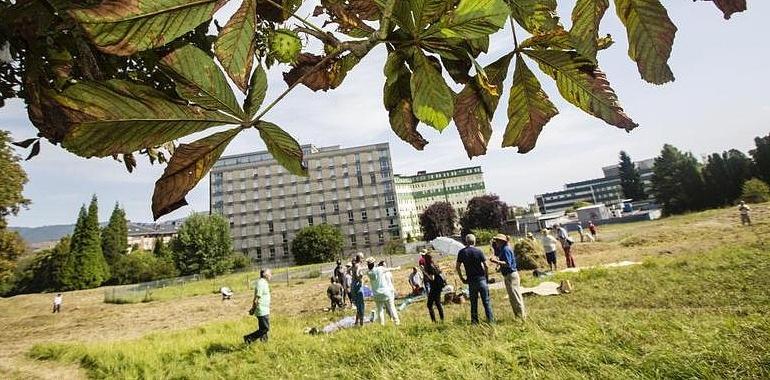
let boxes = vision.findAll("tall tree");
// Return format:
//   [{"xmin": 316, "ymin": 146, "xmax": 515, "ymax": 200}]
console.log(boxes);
[
  {"xmin": 69, "ymin": 196, "xmax": 109, "ymax": 289},
  {"xmin": 101, "ymin": 203, "xmax": 128, "ymax": 266},
  {"xmin": 750, "ymin": 133, "xmax": 770, "ymax": 184},
  {"xmin": 152, "ymin": 237, "xmax": 173, "ymax": 261},
  {"xmin": 419, "ymin": 202, "xmax": 457, "ymax": 241},
  {"xmin": 460, "ymin": 195, "xmax": 509, "ymax": 236},
  {"xmin": 651, "ymin": 144, "xmax": 705, "ymax": 215},
  {"xmin": 0, "ymin": 131, "xmax": 30, "ymax": 228},
  {"xmin": 171, "ymin": 213, "xmax": 233, "ymax": 277},
  {"xmin": 618, "ymin": 151, "xmax": 646, "ymax": 200},
  {"xmin": 6, "ymin": 236, "xmax": 72, "ymax": 295},
  {"xmin": 0, "ymin": 228, "xmax": 25, "ymax": 284},
  {"xmin": 703, "ymin": 150, "xmax": 753, "ymax": 207}
]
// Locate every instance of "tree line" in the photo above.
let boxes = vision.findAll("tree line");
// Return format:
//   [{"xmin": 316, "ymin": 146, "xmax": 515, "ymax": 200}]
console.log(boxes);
[{"xmin": 2, "ymin": 195, "xmax": 250, "ymax": 296}]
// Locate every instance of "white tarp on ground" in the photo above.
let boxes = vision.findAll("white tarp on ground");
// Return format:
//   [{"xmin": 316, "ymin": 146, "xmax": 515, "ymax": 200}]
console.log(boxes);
[
  {"xmin": 489, "ymin": 281, "xmax": 561, "ymax": 296},
  {"xmin": 430, "ymin": 237, "xmax": 465, "ymax": 255}
]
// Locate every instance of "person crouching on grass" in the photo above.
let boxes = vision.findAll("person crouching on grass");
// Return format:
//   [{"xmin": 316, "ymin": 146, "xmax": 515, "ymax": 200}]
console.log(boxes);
[
  {"xmin": 489, "ymin": 234, "xmax": 526, "ymax": 321},
  {"xmin": 244, "ymin": 269, "xmax": 271, "ymax": 344}
]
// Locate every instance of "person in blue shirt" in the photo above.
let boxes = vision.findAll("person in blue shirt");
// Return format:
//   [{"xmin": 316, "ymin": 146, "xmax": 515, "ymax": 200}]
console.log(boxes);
[
  {"xmin": 455, "ymin": 234, "xmax": 494, "ymax": 324},
  {"xmin": 490, "ymin": 234, "xmax": 526, "ymax": 321}
]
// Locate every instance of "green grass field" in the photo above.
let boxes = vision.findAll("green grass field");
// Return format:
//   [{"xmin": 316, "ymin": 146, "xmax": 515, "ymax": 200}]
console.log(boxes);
[{"xmin": 6, "ymin": 204, "xmax": 770, "ymax": 379}]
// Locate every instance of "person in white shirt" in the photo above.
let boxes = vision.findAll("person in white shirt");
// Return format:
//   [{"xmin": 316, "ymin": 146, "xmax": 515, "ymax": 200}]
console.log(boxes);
[
  {"xmin": 366, "ymin": 258, "xmax": 401, "ymax": 326},
  {"xmin": 52, "ymin": 293, "xmax": 62, "ymax": 313},
  {"xmin": 540, "ymin": 229, "xmax": 560, "ymax": 272},
  {"xmin": 739, "ymin": 201, "xmax": 752, "ymax": 226},
  {"xmin": 408, "ymin": 267, "xmax": 423, "ymax": 296}
]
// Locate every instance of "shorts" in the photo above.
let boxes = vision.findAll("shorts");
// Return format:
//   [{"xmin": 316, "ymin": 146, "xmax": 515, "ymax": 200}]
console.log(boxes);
[{"xmin": 545, "ymin": 251, "xmax": 557, "ymax": 265}]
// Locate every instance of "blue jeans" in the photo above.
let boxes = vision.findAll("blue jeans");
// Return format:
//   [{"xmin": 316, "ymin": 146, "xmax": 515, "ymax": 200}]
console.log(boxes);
[
  {"xmin": 468, "ymin": 277, "xmax": 494, "ymax": 324},
  {"xmin": 352, "ymin": 283, "xmax": 365, "ymax": 322}
]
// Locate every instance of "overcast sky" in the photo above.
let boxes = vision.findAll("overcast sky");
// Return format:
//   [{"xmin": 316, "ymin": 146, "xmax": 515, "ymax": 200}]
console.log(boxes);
[{"xmin": 3, "ymin": 1, "xmax": 768, "ymax": 227}]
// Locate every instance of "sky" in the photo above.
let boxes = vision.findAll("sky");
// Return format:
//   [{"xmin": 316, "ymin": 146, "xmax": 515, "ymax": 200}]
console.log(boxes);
[{"xmin": 3, "ymin": 1, "xmax": 768, "ymax": 228}]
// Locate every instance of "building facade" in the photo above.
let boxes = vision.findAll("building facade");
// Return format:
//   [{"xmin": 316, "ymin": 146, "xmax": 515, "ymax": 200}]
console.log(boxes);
[
  {"xmin": 535, "ymin": 158, "xmax": 654, "ymax": 214},
  {"xmin": 210, "ymin": 143, "xmax": 399, "ymax": 266},
  {"xmin": 394, "ymin": 167, "xmax": 486, "ymax": 240}
]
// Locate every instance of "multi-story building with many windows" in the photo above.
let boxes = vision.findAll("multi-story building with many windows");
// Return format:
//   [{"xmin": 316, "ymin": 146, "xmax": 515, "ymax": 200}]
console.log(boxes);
[
  {"xmin": 210, "ymin": 143, "xmax": 400, "ymax": 266},
  {"xmin": 535, "ymin": 158, "xmax": 654, "ymax": 214},
  {"xmin": 394, "ymin": 167, "xmax": 486, "ymax": 240}
]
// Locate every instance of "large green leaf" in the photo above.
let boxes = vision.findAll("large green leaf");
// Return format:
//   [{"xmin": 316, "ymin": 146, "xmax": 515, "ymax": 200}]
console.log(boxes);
[
  {"xmin": 384, "ymin": 51, "xmax": 427, "ymax": 150},
  {"xmin": 570, "ymin": 0, "xmax": 609, "ymax": 64},
  {"xmin": 152, "ymin": 127, "xmax": 241, "ymax": 220},
  {"xmin": 410, "ymin": 51, "xmax": 454, "ymax": 131},
  {"xmin": 57, "ymin": 80, "xmax": 239, "ymax": 157},
  {"xmin": 426, "ymin": 0, "xmax": 508, "ymax": 39},
  {"xmin": 504, "ymin": 55, "xmax": 558, "ymax": 153},
  {"xmin": 160, "ymin": 45, "xmax": 243, "ymax": 118},
  {"xmin": 411, "ymin": 0, "xmax": 457, "ymax": 31},
  {"xmin": 214, "ymin": 0, "xmax": 257, "ymax": 93},
  {"xmin": 509, "ymin": 0, "xmax": 563, "ymax": 35},
  {"xmin": 453, "ymin": 53, "xmax": 513, "ymax": 158},
  {"xmin": 256, "ymin": 121, "xmax": 307, "ymax": 176},
  {"xmin": 524, "ymin": 49, "xmax": 637, "ymax": 130},
  {"xmin": 69, "ymin": 0, "xmax": 226, "ymax": 56},
  {"xmin": 614, "ymin": 0, "xmax": 677, "ymax": 85},
  {"xmin": 244, "ymin": 65, "xmax": 267, "ymax": 120}
]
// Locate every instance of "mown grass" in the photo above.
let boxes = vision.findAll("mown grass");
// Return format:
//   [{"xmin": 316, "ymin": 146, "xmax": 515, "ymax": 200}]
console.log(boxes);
[{"xmin": 30, "ymin": 240, "xmax": 770, "ymax": 379}]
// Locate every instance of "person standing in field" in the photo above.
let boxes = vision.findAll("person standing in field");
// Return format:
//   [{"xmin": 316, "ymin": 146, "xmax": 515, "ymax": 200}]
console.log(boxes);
[
  {"xmin": 351, "ymin": 252, "xmax": 366, "ymax": 326},
  {"xmin": 577, "ymin": 223, "xmax": 585, "ymax": 242},
  {"xmin": 489, "ymin": 234, "xmax": 526, "ymax": 321},
  {"xmin": 421, "ymin": 252, "xmax": 445, "ymax": 322},
  {"xmin": 455, "ymin": 234, "xmax": 494, "ymax": 324},
  {"xmin": 245, "ymin": 269, "xmax": 272, "ymax": 344},
  {"xmin": 555, "ymin": 223, "xmax": 576, "ymax": 268},
  {"xmin": 366, "ymin": 258, "xmax": 400, "ymax": 326},
  {"xmin": 541, "ymin": 229, "xmax": 560, "ymax": 272},
  {"xmin": 344, "ymin": 263, "xmax": 353, "ymax": 307},
  {"xmin": 52, "ymin": 293, "xmax": 62, "ymax": 313},
  {"xmin": 739, "ymin": 201, "xmax": 752, "ymax": 226},
  {"xmin": 327, "ymin": 277, "xmax": 344, "ymax": 311},
  {"xmin": 333, "ymin": 260, "xmax": 348, "ymax": 306},
  {"xmin": 588, "ymin": 221, "xmax": 598, "ymax": 240},
  {"xmin": 378, "ymin": 260, "xmax": 400, "ymax": 323}
]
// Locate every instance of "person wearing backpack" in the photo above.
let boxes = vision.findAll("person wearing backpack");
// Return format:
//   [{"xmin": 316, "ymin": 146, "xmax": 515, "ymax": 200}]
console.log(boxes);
[
  {"xmin": 421, "ymin": 251, "xmax": 445, "ymax": 322},
  {"xmin": 489, "ymin": 234, "xmax": 526, "ymax": 321}
]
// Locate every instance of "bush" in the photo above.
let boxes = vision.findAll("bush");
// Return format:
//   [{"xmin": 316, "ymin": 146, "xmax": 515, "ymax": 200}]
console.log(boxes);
[
  {"xmin": 471, "ymin": 229, "xmax": 497, "ymax": 246},
  {"xmin": 741, "ymin": 178, "xmax": 770, "ymax": 203},
  {"xmin": 382, "ymin": 239, "xmax": 406, "ymax": 257},
  {"xmin": 171, "ymin": 213, "xmax": 233, "ymax": 277},
  {"xmin": 230, "ymin": 252, "xmax": 252, "ymax": 271},
  {"xmin": 110, "ymin": 251, "xmax": 178, "ymax": 285},
  {"xmin": 291, "ymin": 224, "xmax": 344, "ymax": 265},
  {"xmin": 513, "ymin": 239, "xmax": 546, "ymax": 270}
]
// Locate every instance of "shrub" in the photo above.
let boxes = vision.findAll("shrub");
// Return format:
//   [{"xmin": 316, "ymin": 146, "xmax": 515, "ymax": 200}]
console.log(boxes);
[
  {"xmin": 513, "ymin": 239, "xmax": 546, "ymax": 270},
  {"xmin": 230, "ymin": 252, "xmax": 251, "ymax": 271},
  {"xmin": 471, "ymin": 229, "xmax": 497, "ymax": 246},
  {"xmin": 741, "ymin": 178, "xmax": 770, "ymax": 203},
  {"xmin": 110, "ymin": 251, "xmax": 178, "ymax": 285},
  {"xmin": 291, "ymin": 224, "xmax": 344, "ymax": 265}
]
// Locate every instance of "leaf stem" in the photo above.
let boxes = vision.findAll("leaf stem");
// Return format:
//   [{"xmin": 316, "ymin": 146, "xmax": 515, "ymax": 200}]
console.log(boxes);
[
  {"xmin": 263, "ymin": 0, "xmax": 327, "ymax": 36},
  {"xmin": 510, "ymin": 17, "xmax": 519, "ymax": 50}
]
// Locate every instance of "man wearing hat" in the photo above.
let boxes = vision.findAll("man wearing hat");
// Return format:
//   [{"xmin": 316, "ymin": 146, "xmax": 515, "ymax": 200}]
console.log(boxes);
[{"xmin": 489, "ymin": 234, "xmax": 526, "ymax": 321}]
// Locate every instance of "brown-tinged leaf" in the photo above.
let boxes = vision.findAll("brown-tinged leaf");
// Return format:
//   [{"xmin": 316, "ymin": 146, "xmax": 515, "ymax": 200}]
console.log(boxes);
[
  {"xmin": 570, "ymin": 0, "xmax": 609, "ymax": 64},
  {"xmin": 255, "ymin": 121, "xmax": 307, "ymax": 176},
  {"xmin": 123, "ymin": 153, "xmax": 137, "ymax": 173},
  {"xmin": 25, "ymin": 140, "xmax": 41, "ymax": 161},
  {"xmin": 214, "ymin": 0, "xmax": 257, "ymax": 93},
  {"xmin": 509, "ymin": 0, "xmax": 564, "ymax": 35},
  {"xmin": 614, "ymin": 0, "xmax": 677, "ymax": 85},
  {"xmin": 56, "ymin": 79, "xmax": 239, "ymax": 157},
  {"xmin": 283, "ymin": 53, "xmax": 361, "ymax": 92},
  {"xmin": 524, "ymin": 49, "xmax": 637, "ymax": 131},
  {"xmin": 453, "ymin": 53, "xmax": 513, "ymax": 158},
  {"xmin": 12, "ymin": 138, "xmax": 38, "ymax": 149},
  {"xmin": 348, "ymin": 0, "xmax": 381, "ymax": 20},
  {"xmin": 703, "ymin": 0, "xmax": 747, "ymax": 19},
  {"xmin": 152, "ymin": 127, "xmax": 241, "ymax": 220},
  {"xmin": 316, "ymin": 0, "xmax": 376, "ymax": 37},
  {"xmin": 69, "ymin": 0, "xmax": 227, "ymax": 56},
  {"xmin": 256, "ymin": 0, "xmax": 301, "ymax": 23},
  {"xmin": 503, "ymin": 55, "xmax": 559, "ymax": 153},
  {"xmin": 383, "ymin": 51, "xmax": 427, "ymax": 150}
]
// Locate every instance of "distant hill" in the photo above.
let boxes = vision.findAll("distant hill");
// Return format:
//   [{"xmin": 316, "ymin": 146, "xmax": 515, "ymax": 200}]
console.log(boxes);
[{"xmin": 9, "ymin": 224, "xmax": 75, "ymax": 244}]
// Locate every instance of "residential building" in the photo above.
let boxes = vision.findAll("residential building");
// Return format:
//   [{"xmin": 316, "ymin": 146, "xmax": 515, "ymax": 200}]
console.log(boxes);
[
  {"xmin": 394, "ymin": 167, "xmax": 486, "ymax": 240},
  {"xmin": 535, "ymin": 158, "xmax": 654, "ymax": 214},
  {"xmin": 127, "ymin": 220, "xmax": 181, "ymax": 252},
  {"xmin": 210, "ymin": 143, "xmax": 399, "ymax": 266}
]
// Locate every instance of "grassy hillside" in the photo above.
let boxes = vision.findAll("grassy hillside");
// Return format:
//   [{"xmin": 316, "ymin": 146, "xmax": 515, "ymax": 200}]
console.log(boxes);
[{"xmin": 3, "ymin": 204, "xmax": 769, "ymax": 379}]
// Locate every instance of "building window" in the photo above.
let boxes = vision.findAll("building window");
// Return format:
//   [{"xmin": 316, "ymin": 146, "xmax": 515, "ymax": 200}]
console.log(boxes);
[
  {"xmin": 361, "ymin": 210, "xmax": 367, "ymax": 221},
  {"xmin": 348, "ymin": 210, "xmax": 354, "ymax": 223},
  {"xmin": 268, "ymin": 221, "xmax": 274, "ymax": 233},
  {"xmin": 378, "ymin": 230, "xmax": 384, "ymax": 245},
  {"xmin": 350, "ymin": 235, "xmax": 357, "ymax": 247},
  {"xmin": 333, "ymin": 201, "xmax": 339, "ymax": 213},
  {"xmin": 357, "ymin": 175, "xmax": 363, "ymax": 187},
  {"xmin": 255, "ymin": 247, "xmax": 262, "ymax": 261},
  {"xmin": 307, "ymin": 216, "xmax": 314, "ymax": 226},
  {"xmin": 269, "ymin": 246, "xmax": 276, "ymax": 260},
  {"xmin": 363, "ymin": 233, "xmax": 370, "ymax": 247},
  {"xmin": 370, "ymin": 173, "xmax": 376, "ymax": 184}
]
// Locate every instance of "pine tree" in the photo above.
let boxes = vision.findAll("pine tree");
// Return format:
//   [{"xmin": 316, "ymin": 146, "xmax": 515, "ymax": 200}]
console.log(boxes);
[
  {"xmin": 651, "ymin": 145, "xmax": 705, "ymax": 215},
  {"xmin": 703, "ymin": 150, "xmax": 753, "ymax": 207},
  {"xmin": 70, "ymin": 196, "xmax": 109, "ymax": 289},
  {"xmin": 750, "ymin": 133, "xmax": 770, "ymax": 184},
  {"xmin": 101, "ymin": 203, "xmax": 128, "ymax": 266},
  {"xmin": 618, "ymin": 151, "xmax": 646, "ymax": 200}
]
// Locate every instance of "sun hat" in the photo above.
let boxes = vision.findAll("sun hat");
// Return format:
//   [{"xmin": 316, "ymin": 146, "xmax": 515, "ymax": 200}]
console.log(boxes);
[
  {"xmin": 365, "ymin": 257, "xmax": 376, "ymax": 264},
  {"xmin": 492, "ymin": 233, "xmax": 509, "ymax": 242}
]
